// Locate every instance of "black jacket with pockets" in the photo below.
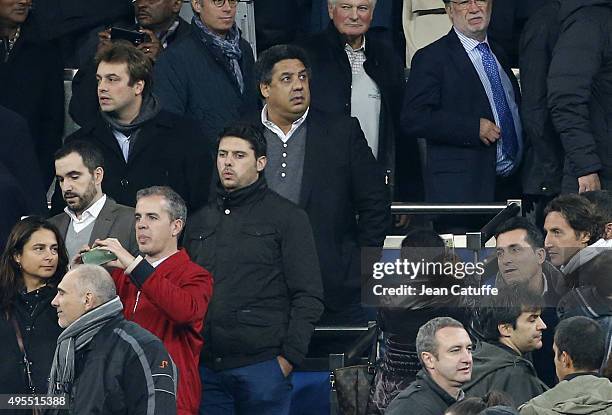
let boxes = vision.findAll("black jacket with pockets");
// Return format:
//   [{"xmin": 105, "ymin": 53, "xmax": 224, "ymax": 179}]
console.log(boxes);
[{"xmin": 184, "ymin": 177, "xmax": 324, "ymax": 371}]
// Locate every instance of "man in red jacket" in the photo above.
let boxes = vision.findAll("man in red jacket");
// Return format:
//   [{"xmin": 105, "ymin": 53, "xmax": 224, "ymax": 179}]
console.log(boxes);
[{"xmin": 93, "ymin": 185, "xmax": 213, "ymax": 415}]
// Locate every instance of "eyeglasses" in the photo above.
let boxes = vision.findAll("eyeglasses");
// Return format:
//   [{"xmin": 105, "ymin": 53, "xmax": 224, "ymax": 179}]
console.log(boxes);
[
  {"xmin": 447, "ymin": 0, "xmax": 488, "ymax": 9},
  {"xmin": 211, "ymin": 0, "xmax": 239, "ymax": 7}
]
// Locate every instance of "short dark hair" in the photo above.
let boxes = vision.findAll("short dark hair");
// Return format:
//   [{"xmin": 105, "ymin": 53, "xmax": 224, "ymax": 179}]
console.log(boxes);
[
  {"xmin": 544, "ymin": 194, "xmax": 604, "ymax": 244},
  {"xmin": 582, "ymin": 190, "xmax": 612, "ymax": 224},
  {"xmin": 495, "ymin": 217, "xmax": 544, "ymax": 249},
  {"xmin": 54, "ymin": 140, "xmax": 105, "ymax": 174},
  {"xmin": 555, "ymin": 316, "xmax": 605, "ymax": 371},
  {"xmin": 95, "ymin": 41, "xmax": 153, "ymax": 96},
  {"xmin": 218, "ymin": 124, "xmax": 267, "ymax": 159},
  {"xmin": 255, "ymin": 44, "xmax": 312, "ymax": 89},
  {"xmin": 480, "ymin": 285, "xmax": 544, "ymax": 341}
]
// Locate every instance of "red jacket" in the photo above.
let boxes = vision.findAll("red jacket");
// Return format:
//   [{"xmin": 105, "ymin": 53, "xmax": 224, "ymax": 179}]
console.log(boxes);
[{"xmin": 112, "ymin": 249, "xmax": 213, "ymax": 415}]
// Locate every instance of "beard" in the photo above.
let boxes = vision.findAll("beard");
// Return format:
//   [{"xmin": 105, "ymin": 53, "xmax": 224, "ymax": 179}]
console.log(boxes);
[{"xmin": 64, "ymin": 181, "xmax": 98, "ymax": 214}]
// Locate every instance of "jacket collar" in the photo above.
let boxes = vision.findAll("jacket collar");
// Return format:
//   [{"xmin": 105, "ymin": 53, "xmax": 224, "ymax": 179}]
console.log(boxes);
[
  {"xmin": 418, "ymin": 369, "xmax": 463, "ymax": 405},
  {"xmin": 564, "ymin": 371, "xmax": 601, "ymax": 381},
  {"xmin": 215, "ymin": 175, "xmax": 267, "ymax": 209}
]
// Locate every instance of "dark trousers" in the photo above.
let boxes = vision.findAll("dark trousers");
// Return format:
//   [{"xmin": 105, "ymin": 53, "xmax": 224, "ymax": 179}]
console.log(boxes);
[{"xmin": 199, "ymin": 359, "xmax": 293, "ymax": 415}]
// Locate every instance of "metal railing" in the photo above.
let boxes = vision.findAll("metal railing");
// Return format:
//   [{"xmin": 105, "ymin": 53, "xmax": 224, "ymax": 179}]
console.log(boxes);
[{"xmin": 391, "ymin": 199, "xmax": 522, "ymax": 215}]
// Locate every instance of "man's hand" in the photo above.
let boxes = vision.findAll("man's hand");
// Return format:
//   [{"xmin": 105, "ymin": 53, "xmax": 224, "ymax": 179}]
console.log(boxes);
[
  {"xmin": 578, "ymin": 173, "xmax": 601, "ymax": 193},
  {"xmin": 92, "ymin": 238, "xmax": 135, "ymax": 270},
  {"xmin": 394, "ymin": 214, "xmax": 410, "ymax": 229},
  {"xmin": 70, "ymin": 244, "xmax": 91, "ymax": 268},
  {"xmin": 97, "ymin": 29, "xmax": 112, "ymax": 54},
  {"xmin": 137, "ymin": 29, "xmax": 162, "ymax": 61},
  {"xmin": 479, "ymin": 118, "xmax": 501, "ymax": 146},
  {"xmin": 277, "ymin": 356, "xmax": 293, "ymax": 378}
]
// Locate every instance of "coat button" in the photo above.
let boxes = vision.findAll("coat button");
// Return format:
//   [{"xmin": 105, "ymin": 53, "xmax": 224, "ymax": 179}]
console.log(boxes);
[
  {"xmin": 120, "ymin": 178, "xmax": 129, "ymax": 187},
  {"xmin": 224, "ymin": 209, "xmax": 230, "ymax": 215}
]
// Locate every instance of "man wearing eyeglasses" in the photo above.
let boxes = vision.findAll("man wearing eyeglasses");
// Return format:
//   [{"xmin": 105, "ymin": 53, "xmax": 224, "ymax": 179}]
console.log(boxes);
[
  {"xmin": 153, "ymin": 0, "xmax": 259, "ymax": 147},
  {"xmin": 402, "ymin": 0, "xmax": 522, "ymax": 232}
]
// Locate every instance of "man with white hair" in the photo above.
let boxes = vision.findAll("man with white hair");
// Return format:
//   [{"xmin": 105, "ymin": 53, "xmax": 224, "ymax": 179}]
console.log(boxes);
[
  {"xmin": 49, "ymin": 264, "xmax": 177, "ymax": 414},
  {"xmin": 298, "ymin": 0, "xmax": 419, "ymax": 201}
]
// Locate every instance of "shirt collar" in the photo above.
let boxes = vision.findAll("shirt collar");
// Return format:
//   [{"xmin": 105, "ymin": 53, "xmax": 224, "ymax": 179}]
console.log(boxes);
[
  {"xmin": 148, "ymin": 251, "xmax": 178, "ymax": 268},
  {"xmin": 541, "ymin": 272, "xmax": 549, "ymax": 296},
  {"xmin": 64, "ymin": 194, "xmax": 107, "ymax": 223},
  {"xmin": 261, "ymin": 105, "xmax": 309, "ymax": 142},
  {"xmin": 454, "ymin": 27, "xmax": 488, "ymax": 53},
  {"xmin": 344, "ymin": 36, "xmax": 366, "ymax": 53}
]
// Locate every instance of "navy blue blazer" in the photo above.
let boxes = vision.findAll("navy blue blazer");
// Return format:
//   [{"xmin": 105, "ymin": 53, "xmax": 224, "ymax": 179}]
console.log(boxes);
[{"xmin": 401, "ymin": 29, "xmax": 520, "ymax": 203}]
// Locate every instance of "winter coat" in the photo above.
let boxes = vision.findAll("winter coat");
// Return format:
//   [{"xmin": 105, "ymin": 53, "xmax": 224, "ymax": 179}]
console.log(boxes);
[
  {"xmin": 111, "ymin": 250, "xmax": 213, "ymax": 415},
  {"xmin": 548, "ymin": 0, "xmax": 612, "ymax": 191},
  {"xmin": 464, "ymin": 341, "xmax": 548, "ymax": 408},
  {"xmin": 56, "ymin": 110, "xmax": 213, "ymax": 213},
  {"xmin": 183, "ymin": 177, "xmax": 324, "ymax": 370},
  {"xmin": 385, "ymin": 369, "xmax": 460, "ymax": 415},
  {"xmin": 153, "ymin": 29, "xmax": 259, "ymax": 147},
  {"xmin": 0, "ymin": 286, "xmax": 62, "ymax": 398},
  {"xmin": 297, "ymin": 23, "xmax": 422, "ymax": 201},
  {"xmin": 519, "ymin": 373, "xmax": 612, "ymax": 414},
  {"xmin": 66, "ymin": 315, "xmax": 178, "ymax": 415}
]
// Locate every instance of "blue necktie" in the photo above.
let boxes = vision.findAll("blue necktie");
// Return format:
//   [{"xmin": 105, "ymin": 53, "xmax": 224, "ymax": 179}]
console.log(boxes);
[{"xmin": 477, "ymin": 43, "xmax": 518, "ymax": 160}]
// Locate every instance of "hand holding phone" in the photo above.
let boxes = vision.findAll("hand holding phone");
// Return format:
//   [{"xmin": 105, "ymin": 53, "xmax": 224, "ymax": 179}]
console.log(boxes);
[
  {"xmin": 110, "ymin": 27, "xmax": 147, "ymax": 45},
  {"xmin": 81, "ymin": 248, "xmax": 118, "ymax": 266}
]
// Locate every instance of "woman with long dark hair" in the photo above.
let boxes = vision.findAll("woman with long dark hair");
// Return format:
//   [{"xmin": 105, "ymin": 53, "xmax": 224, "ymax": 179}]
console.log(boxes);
[{"xmin": 0, "ymin": 216, "xmax": 68, "ymax": 398}]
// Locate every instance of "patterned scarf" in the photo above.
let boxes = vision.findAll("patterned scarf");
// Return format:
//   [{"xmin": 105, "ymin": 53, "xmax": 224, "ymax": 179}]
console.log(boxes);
[{"xmin": 192, "ymin": 15, "xmax": 244, "ymax": 93}]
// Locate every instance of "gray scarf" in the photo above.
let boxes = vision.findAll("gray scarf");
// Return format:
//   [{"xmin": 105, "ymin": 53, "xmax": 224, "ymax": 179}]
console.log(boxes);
[
  {"xmin": 48, "ymin": 296, "xmax": 123, "ymax": 396},
  {"xmin": 101, "ymin": 93, "xmax": 161, "ymax": 136}
]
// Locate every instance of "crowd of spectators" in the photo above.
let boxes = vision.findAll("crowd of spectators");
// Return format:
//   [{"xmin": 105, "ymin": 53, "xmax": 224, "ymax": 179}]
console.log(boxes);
[{"xmin": 1, "ymin": 0, "xmax": 612, "ymax": 414}]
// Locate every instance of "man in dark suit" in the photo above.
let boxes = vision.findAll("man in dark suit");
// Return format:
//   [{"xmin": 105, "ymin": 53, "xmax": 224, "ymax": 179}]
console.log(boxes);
[
  {"xmin": 249, "ymin": 44, "xmax": 390, "ymax": 325},
  {"xmin": 54, "ymin": 42, "xmax": 213, "ymax": 215},
  {"xmin": 402, "ymin": 0, "xmax": 522, "ymax": 231},
  {"xmin": 49, "ymin": 140, "xmax": 137, "ymax": 259}
]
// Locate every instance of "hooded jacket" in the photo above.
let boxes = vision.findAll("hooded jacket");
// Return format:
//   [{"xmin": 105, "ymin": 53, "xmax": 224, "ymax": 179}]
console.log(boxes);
[
  {"xmin": 547, "ymin": 0, "xmax": 612, "ymax": 191},
  {"xmin": 519, "ymin": 373, "xmax": 612, "ymax": 414},
  {"xmin": 464, "ymin": 341, "xmax": 548, "ymax": 408}
]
